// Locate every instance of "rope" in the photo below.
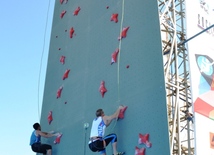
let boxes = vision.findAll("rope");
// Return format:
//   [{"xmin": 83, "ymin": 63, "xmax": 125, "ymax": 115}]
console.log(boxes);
[
  {"xmin": 117, "ymin": 0, "xmax": 125, "ymax": 103},
  {"xmin": 37, "ymin": 0, "xmax": 51, "ymax": 121},
  {"xmin": 110, "ymin": 0, "xmax": 125, "ymax": 133}
]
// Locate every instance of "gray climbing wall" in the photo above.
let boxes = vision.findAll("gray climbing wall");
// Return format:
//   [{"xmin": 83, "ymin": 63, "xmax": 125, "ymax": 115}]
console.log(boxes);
[{"xmin": 40, "ymin": 0, "xmax": 170, "ymax": 155}]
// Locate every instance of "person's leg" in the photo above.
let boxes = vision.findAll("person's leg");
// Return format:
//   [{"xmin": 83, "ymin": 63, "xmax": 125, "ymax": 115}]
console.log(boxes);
[
  {"xmin": 47, "ymin": 149, "xmax": 52, "ymax": 155},
  {"xmin": 99, "ymin": 149, "xmax": 106, "ymax": 155},
  {"xmin": 40, "ymin": 144, "xmax": 52, "ymax": 155},
  {"xmin": 103, "ymin": 134, "xmax": 118, "ymax": 154},
  {"xmin": 112, "ymin": 142, "xmax": 117, "ymax": 155}
]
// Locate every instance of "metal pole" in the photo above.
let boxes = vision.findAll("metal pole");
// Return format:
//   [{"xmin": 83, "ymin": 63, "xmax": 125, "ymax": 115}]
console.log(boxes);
[{"xmin": 181, "ymin": 24, "xmax": 214, "ymax": 45}]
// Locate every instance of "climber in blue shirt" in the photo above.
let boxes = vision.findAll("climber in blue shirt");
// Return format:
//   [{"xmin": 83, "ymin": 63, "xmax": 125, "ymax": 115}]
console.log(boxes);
[{"xmin": 29, "ymin": 123, "xmax": 60, "ymax": 155}]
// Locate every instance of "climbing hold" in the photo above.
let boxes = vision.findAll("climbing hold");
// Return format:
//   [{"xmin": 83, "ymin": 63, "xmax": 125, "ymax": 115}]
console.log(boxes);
[
  {"xmin": 99, "ymin": 81, "xmax": 107, "ymax": 98},
  {"xmin": 57, "ymin": 86, "xmax": 63, "ymax": 99},
  {"xmin": 118, "ymin": 106, "xmax": 128, "ymax": 119},
  {"xmin": 60, "ymin": 0, "xmax": 64, "ymax": 4},
  {"xmin": 110, "ymin": 13, "xmax": 118, "ymax": 23},
  {"xmin": 138, "ymin": 133, "xmax": 152, "ymax": 148},
  {"xmin": 111, "ymin": 48, "xmax": 119, "ymax": 65},
  {"xmin": 60, "ymin": 56, "xmax": 66, "ymax": 64},
  {"xmin": 73, "ymin": 7, "xmax": 81, "ymax": 16},
  {"xmin": 60, "ymin": 10, "xmax": 66, "ymax": 18},
  {"xmin": 63, "ymin": 69, "xmax": 70, "ymax": 80},
  {"xmin": 60, "ymin": 0, "xmax": 68, "ymax": 4},
  {"xmin": 54, "ymin": 133, "xmax": 63, "ymax": 144},
  {"xmin": 135, "ymin": 146, "xmax": 145, "ymax": 155},
  {"xmin": 126, "ymin": 65, "xmax": 130, "ymax": 68},
  {"xmin": 70, "ymin": 27, "xmax": 75, "ymax": 38},
  {"xmin": 47, "ymin": 111, "xmax": 53, "ymax": 125},
  {"xmin": 106, "ymin": 6, "xmax": 109, "ymax": 9},
  {"xmin": 118, "ymin": 27, "xmax": 130, "ymax": 40}
]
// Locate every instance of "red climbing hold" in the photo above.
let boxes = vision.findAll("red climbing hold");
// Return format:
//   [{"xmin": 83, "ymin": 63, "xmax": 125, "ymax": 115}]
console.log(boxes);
[
  {"xmin": 63, "ymin": 69, "xmax": 70, "ymax": 80},
  {"xmin": 110, "ymin": 13, "xmax": 118, "ymax": 23},
  {"xmin": 111, "ymin": 48, "xmax": 119, "ymax": 65},
  {"xmin": 47, "ymin": 111, "xmax": 53, "ymax": 125},
  {"xmin": 118, "ymin": 106, "xmax": 128, "ymax": 119},
  {"xmin": 73, "ymin": 7, "xmax": 81, "ymax": 16},
  {"xmin": 60, "ymin": 56, "xmax": 65, "ymax": 64},
  {"xmin": 138, "ymin": 133, "xmax": 152, "ymax": 148},
  {"xmin": 135, "ymin": 146, "xmax": 145, "ymax": 155},
  {"xmin": 118, "ymin": 27, "xmax": 130, "ymax": 40},
  {"xmin": 54, "ymin": 133, "xmax": 63, "ymax": 144},
  {"xmin": 70, "ymin": 27, "xmax": 75, "ymax": 38},
  {"xmin": 60, "ymin": 10, "xmax": 66, "ymax": 18},
  {"xmin": 60, "ymin": 0, "xmax": 68, "ymax": 4},
  {"xmin": 99, "ymin": 81, "xmax": 107, "ymax": 98},
  {"xmin": 57, "ymin": 86, "xmax": 63, "ymax": 99},
  {"xmin": 60, "ymin": 0, "xmax": 64, "ymax": 4}
]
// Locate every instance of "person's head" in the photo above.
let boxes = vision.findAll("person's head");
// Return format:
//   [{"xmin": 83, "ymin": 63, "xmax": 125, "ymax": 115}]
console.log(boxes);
[
  {"xmin": 33, "ymin": 123, "xmax": 41, "ymax": 130},
  {"xmin": 96, "ymin": 109, "xmax": 104, "ymax": 117}
]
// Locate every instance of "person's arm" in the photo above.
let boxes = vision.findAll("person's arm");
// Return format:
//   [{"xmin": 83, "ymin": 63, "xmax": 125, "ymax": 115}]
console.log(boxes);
[
  {"xmin": 37, "ymin": 130, "xmax": 59, "ymax": 138},
  {"xmin": 103, "ymin": 106, "xmax": 124, "ymax": 127}
]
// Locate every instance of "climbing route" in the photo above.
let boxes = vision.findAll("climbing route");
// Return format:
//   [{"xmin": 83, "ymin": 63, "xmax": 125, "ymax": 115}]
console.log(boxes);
[{"xmin": 39, "ymin": 0, "xmax": 171, "ymax": 155}]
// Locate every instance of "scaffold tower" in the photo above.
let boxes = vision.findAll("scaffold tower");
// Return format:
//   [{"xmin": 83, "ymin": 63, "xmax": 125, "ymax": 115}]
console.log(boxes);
[{"xmin": 158, "ymin": 0, "xmax": 195, "ymax": 154}]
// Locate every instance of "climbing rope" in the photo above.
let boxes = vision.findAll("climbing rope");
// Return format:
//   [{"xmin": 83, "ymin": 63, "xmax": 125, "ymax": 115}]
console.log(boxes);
[
  {"xmin": 37, "ymin": 0, "xmax": 51, "ymax": 121},
  {"xmin": 117, "ymin": 0, "xmax": 125, "ymax": 103},
  {"xmin": 110, "ymin": 0, "xmax": 126, "ymax": 132}
]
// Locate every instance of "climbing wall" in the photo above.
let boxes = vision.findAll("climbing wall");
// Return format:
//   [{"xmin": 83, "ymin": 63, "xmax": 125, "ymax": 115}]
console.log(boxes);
[{"xmin": 40, "ymin": 0, "xmax": 171, "ymax": 155}]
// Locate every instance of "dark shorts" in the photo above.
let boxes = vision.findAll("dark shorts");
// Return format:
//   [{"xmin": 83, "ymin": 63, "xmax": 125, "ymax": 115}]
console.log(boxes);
[
  {"xmin": 89, "ymin": 133, "xmax": 117, "ymax": 153},
  {"xmin": 31, "ymin": 143, "xmax": 52, "ymax": 154}
]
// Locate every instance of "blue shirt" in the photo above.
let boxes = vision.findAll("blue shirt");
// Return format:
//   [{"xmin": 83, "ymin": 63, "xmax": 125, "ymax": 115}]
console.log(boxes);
[{"xmin": 29, "ymin": 130, "xmax": 41, "ymax": 145}]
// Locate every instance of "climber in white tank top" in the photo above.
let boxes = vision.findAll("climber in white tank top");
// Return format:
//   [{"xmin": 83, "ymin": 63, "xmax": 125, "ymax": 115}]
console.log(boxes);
[{"xmin": 88, "ymin": 106, "xmax": 125, "ymax": 155}]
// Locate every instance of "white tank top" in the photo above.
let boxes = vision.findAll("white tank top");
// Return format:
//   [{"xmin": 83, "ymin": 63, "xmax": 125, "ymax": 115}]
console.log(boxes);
[{"xmin": 90, "ymin": 116, "xmax": 106, "ymax": 138}]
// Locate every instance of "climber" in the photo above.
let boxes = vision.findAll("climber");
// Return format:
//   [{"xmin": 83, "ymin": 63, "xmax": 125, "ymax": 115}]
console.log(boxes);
[
  {"xmin": 88, "ymin": 106, "xmax": 125, "ymax": 155},
  {"xmin": 29, "ymin": 123, "xmax": 60, "ymax": 155},
  {"xmin": 182, "ymin": 110, "xmax": 194, "ymax": 123}
]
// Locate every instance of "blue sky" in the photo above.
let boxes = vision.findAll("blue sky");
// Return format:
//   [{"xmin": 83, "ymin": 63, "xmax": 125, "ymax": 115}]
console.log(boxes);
[{"xmin": 0, "ymin": 0, "xmax": 54, "ymax": 154}]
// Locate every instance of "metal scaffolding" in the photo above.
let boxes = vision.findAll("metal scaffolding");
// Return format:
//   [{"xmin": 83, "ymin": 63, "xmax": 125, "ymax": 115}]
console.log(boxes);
[{"xmin": 158, "ymin": 0, "xmax": 195, "ymax": 154}]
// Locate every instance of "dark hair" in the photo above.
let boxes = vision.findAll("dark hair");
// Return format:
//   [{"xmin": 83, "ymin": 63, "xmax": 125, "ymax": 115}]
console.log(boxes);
[
  {"xmin": 96, "ymin": 109, "xmax": 103, "ymax": 117},
  {"xmin": 33, "ymin": 123, "xmax": 40, "ymax": 130}
]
